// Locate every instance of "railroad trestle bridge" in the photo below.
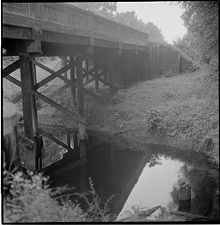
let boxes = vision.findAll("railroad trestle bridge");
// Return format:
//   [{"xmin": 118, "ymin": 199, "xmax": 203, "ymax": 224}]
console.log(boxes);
[{"xmin": 2, "ymin": 3, "xmax": 191, "ymax": 172}]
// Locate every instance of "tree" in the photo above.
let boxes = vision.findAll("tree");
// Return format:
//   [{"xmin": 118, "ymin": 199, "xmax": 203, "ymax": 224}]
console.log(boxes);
[
  {"xmin": 115, "ymin": 11, "xmax": 165, "ymax": 43},
  {"xmin": 72, "ymin": 2, "xmax": 117, "ymax": 19},
  {"xmin": 176, "ymin": 1, "xmax": 218, "ymax": 71},
  {"xmin": 72, "ymin": 3, "xmax": 165, "ymax": 43},
  {"xmin": 145, "ymin": 22, "xmax": 165, "ymax": 43}
]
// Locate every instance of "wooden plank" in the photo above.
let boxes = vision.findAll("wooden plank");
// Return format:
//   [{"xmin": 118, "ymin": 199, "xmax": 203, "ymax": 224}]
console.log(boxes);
[
  {"xmin": 83, "ymin": 67, "xmax": 95, "ymax": 79},
  {"xmin": 76, "ymin": 56, "xmax": 86, "ymax": 159},
  {"xmin": 70, "ymin": 56, "xmax": 77, "ymax": 106},
  {"xmin": 5, "ymin": 75, "xmax": 21, "ymax": 87},
  {"xmin": 20, "ymin": 53, "xmax": 34, "ymax": 139},
  {"xmin": 38, "ymin": 123, "xmax": 78, "ymax": 133},
  {"xmin": 108, "ymin": 54, "xmax": 114, "ymax": 95},
  {"xmin": 66, "ymin": 133, "xmax": 71, "ymax": 147},
  {"xmin": 39, "ymin": 128, "xmax": 73, "ymax": 152},
  {"xmin": 30, "ymin": 59, "xmax": 41, "ymax": 171},
  {"xmin": 156, "ymin": 44, "xmax": 160, "ymax": 77},
  {"xmin": 86, "ymin": 59, "xmax": 89, "ymax": 80},
  {"xmin": 76, "ymin": 56, "xmax": 84, "ymax": 116},
  {"xmin": 18, "ymin": 122, "xmax": 78, "ymax": 133},
  {"xmin": 74, "ymin": 132, "xmax": 78, "ymax": 150},
  {"xmin": 31, "ymin": 89, "xmax": 80, "ymax": 123},
  {"xmin": 3, "ymin": 59, "xmax": 20, "ymax": 77},
  {"xmin": 179, "ymin": 55, "xmax": 182, "ymax": 74},
  {"xmin": 33, "ymin": 59, "xmax": 55, "ymax": 73},
  {"xmin": 99, "ymin": 77, "xmax": 109, "ymax": 86},
  {"xmin": 34, "ymin": 62, "xmax": 71, "ymax": 89},
  {"xmin": 94, "ymin": 58, "xmax": 99, "ymax": 92},
  {"xmin": 83, "ymin": 77, "xmax": 95, "ymax": 86},
  {"xmin": 48, "ymin": 83, "xmax": 70, "ymax": 98},
  {"xmin": 3, "ymin": 25, "xmax": 33, "ymax": 40},
  {"xmin": 61, "ymin": 56, "xmax": 68, "ymax": 82}
]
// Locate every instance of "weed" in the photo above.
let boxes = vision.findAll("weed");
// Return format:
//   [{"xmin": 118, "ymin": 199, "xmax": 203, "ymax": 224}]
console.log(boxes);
[{"xmin": 3, "ymin": 169, "xmax": 114, "ymax": 222}]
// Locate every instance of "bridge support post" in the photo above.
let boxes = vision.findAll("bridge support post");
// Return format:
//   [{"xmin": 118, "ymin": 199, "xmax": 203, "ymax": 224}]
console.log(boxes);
[
  {"xmin": 105, "ymin": 52, "xmax": 115, "ymax": 96},
  {"xmin": 20, "ymin": 53, "xmax": 41, "ymax": 171},
  {"xmin": 156, "ymin": 44, "xmax": 161, "ymax": 77},
  {"xmin": 61, "ymin": 56, "xmax": 68, "ymax": 82},
  {"xmin": 127, "ymin": 51, "xmax": 133, "ymax": 85},
  {"xmin": 70, "ymin": 56, "xmax": 77, "ymax": 106},
  {"xmin": 121, "ymin": 51, "xmax": 127, "ymax": 87},
  {"xmin": 94, "ymin": 58, "xmax": 99, "ymax": 93},
  {"xmin": 76, "ymin": 55, "xmax": 86, "ymax": 159},
  {"xmin": 179, "ymin": 54, "xmax": 182, "ymax": 74},
  {"xmin": 145, "ymin": 45, "xmax": 152, "ymax": 80}
]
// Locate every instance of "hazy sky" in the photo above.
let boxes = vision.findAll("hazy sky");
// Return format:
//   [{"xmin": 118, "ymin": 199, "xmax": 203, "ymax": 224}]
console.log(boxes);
[{"xmin": 117, "ymin": 2, "xmax": 187, "ymax": 44}]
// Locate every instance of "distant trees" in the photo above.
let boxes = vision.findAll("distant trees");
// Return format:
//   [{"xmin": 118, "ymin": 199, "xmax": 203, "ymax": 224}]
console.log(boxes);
[
  {"xmin": 72, "ymin": 2, "xmax": 165, "ymax": 43},
  {"xmin": 173, "ymin": 1, "xmax": 218, "ymax": 72},
  {"xmin": 72, "ymin": 2, "xmax": 117, "ymax": 19},
  {"xmin": 114, "ymin": 12, "xmax": 165, "ymax": 43}
]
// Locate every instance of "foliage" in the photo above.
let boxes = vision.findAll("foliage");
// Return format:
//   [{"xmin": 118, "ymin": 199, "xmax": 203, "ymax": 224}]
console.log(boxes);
[
  {"xmin": 174, "ymin": 1, "xmax": 218, "ymax": 72},
  {"xmin": 72, "ymin": 2, "xmax": 117, "ymax": 19},
  {"xmin": 114, "ymin": 11, "xmax": 165, "ymax": 42},
  {"xmin": 3, "ymin": 169, "xmax": 113, "ymax": 222},
  {"xmin": 145, "ymin": 110, "xmax": 164, "ymax": 134},
  {"xmin": 72, "ymin": 178, "xmax": 115, "ymax": 222},
  {"xmin": 73, "ymin": 2, "xmax": 165, "ymax": 43}
]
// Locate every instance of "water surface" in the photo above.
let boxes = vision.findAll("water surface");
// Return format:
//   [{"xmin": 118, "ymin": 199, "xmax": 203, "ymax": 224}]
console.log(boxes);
[{"xmin": 44, "ymin": 134, "xmax": 219, "ymax": 221}]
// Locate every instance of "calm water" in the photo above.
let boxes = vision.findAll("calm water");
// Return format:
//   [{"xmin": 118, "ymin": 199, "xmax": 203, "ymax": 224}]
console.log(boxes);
[{"xmin": 44, "ymin": 134, "xmax": 219, "ymax": 221}]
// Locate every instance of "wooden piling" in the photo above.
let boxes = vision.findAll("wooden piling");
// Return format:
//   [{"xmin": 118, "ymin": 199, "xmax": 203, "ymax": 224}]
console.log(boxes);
[
  {"xmin": 127, "ymin": 51, "xmax": 133, "ymax": 85},
  {"xmin": 20, "ymin": 53, "xmax": 41, "ymax": 171},
  {"xmin": 179, "ymin": 54, "xmax": 182, "ymax": 74},
  {"xmin": 30, "ymin": 59, "xmax": 42, "ymax": 171},
  {"xmin": 70, "ymin": 56, "xmax": 77, "ymax": 106},
  {"xmin": 94, "ymin": 58, "xmax": 99, "ymax": 92},
  {"xmin": 20, "ymin": 53, "xmax": 34, "ymax": 139},
  {"xmin": 148, "ymin": 45, "xmax": 153, "ymax": 79},
  {"xmin": 107, "ymin": 54, "xmax": 114, "ymax": 95},
  {"xmin": 76, "ymin": 56, "xmax": 86, "ymax": 159},
  {"xmin": 62, "ymin": 56, "xmax": 68, "ymax": 81},
  {"xmin": 66, "ymin": 133, "xmax": 71, "ymax": 148}
]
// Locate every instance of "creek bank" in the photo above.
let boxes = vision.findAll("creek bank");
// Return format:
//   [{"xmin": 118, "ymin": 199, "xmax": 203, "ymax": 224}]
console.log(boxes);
[{"xmin": 85, "ymin": 68, "xmax": 218, "ymax": 165}]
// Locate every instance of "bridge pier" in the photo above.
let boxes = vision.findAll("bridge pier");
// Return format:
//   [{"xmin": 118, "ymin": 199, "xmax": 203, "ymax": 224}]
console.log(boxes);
[
  {"xmin": 20, "ymin": 53, "xmax": 42, "ymax": 171},
  {"xmin": 75, "ymin": 55, "xmax": 86, "ymax": 159}
]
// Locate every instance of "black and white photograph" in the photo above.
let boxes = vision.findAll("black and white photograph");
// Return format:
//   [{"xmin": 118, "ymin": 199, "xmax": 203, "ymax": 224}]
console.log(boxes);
[{"xmin": 2, "ymin": 1, "xmax": 219, "ymax": 223}]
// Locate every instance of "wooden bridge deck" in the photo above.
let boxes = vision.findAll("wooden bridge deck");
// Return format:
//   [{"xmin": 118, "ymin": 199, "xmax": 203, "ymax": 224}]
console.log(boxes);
[{"xmin": 3, "ymin": 3, "xmax": 149, "ymax": 56}]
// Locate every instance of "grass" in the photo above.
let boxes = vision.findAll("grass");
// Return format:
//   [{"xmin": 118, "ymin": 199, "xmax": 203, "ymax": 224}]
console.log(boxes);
[{"xmin": 86, "ymin": 65, "xmax": 219, "ymax": 163}]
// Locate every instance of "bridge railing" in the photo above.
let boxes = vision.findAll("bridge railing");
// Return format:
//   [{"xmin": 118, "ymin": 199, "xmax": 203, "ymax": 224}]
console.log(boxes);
[{"xmin": 3, "ymin": 3, "xmax": 149, "ymax": 46}]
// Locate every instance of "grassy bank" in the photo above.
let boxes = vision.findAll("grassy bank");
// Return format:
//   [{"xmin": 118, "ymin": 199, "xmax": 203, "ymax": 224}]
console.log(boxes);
[{"xmin": 86, "ymin": 66, "xmax": 219, "ymax": 164}]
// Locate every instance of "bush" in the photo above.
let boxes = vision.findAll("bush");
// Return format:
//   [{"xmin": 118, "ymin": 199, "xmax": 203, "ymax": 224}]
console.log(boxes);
[{"xmin": 3, "ymin": 169, "xmax": 113, "ymax": 222}]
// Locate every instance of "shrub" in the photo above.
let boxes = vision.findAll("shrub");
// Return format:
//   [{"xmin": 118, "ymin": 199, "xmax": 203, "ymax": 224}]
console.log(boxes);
[{"xmin": 3, "ymin": 169, "xmax": 113, "ymax": 222}]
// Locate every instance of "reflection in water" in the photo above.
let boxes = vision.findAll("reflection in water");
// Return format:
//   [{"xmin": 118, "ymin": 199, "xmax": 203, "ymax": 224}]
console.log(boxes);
[
  {"xmin": 44, "ymin": 138, "xmax": 219, "ymax": 221},
  {"xmin": 117, "ymin": 156, "xmax": 183, "ymax": 220}
]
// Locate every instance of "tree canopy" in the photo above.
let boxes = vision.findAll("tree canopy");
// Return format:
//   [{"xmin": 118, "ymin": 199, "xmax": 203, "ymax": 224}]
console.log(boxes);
[
  {"xmin": 72, "ymin": 2, "xmax": 165, "ymax": 43},
  {"xmin": 73, "ymin": 2, "xmax": 117, "ymax": 19},
  {"xmin": 173, "ymin": 1, "xmax": 218, "ymax": 71}
]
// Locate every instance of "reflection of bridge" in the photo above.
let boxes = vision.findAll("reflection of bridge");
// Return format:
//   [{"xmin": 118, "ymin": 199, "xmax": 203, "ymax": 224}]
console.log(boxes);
[
  {"xmin": 2, "ymin": 3, "xmax": 192, "ymax": 171},
  {"xmin": 44, "ymin": 133, "xmax": 148, "ymax": 218}
]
